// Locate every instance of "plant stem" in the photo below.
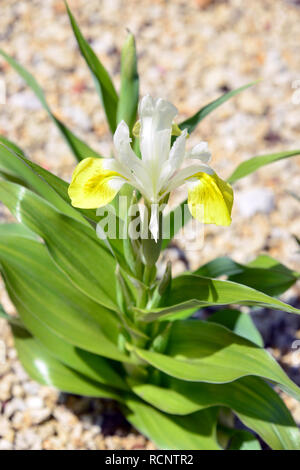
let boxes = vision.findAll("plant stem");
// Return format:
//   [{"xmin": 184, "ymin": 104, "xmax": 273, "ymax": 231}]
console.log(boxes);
[{"xmin": 143, "ymin": 264, "xmax": 153, "ymax": 285}]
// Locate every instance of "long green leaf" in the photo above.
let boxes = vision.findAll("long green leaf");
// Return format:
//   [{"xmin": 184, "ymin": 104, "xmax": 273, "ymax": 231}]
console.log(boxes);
[
  {"xmin": 129, "ymin": 375, "xmax": 299, "ymax": 450},
  {"xmin": 124, "ymin": 397, "xmax": 220, "ymax": 450},
  {"xmin": 117, "ymin": 33, "xmax": 139, "ymax": 131},
  {"xmin": 0, "ymin": 138, "xmax": 125, "ymax": 260},
  {"xmin": 137, "ymin": 274, "xmax": 300, "ymax": 322},
  {"xmin": 0, "ymin": 232, "xmax": 131, "ymax": 363},
  {"xmin": 228, "ymin": 150, "xmax": 300, "ymax": 184},
  {"xmin": 132, "ymin": 296, "xmax": 298, "ymax": 450},
  {"xmin": 65, "ymin": 2, "xmax": 118, "ymax": 133},
  {"xmin": 0, "ymin": 135, "xmax": 25, "ymax": 156},
  {"xmin": 0, "ymin": 136, "xmax": 70, "ymax": 203},
  {"xmin": 0, "ymin": 136, "xmax": 69, "ymax": 198},
  {"xmin": 0, "ymin": 222, "xmax": 38, "ymax": 241},
  {"xmin": 133, "ymin": 320, "xmax": 300, "ymax": 401},
  {"xmin": 23, "ymin": 159, "xmax": 99, "ymax": 224},
  {"xmin": 0, "ymin": 50, "xmax": 101, "ymax": 161},
  {"xmin": 0, "ymin": 303, "xmax": 23, "ymax": 328},
  {"xmin": 207, "ymin": 309, "xmax": 263, "ymax": 347},
  {"xmin": 179, "ymin": 81, "xmax": 258, "ymax": 134},
  {"xmin": 227, "ymin": 431, "xmax": 261, "ymax": 451},
  {"xmin": 12, "ymin": 326, "xmax": 122, "ymax": 400},
  {"xmin": 194, "ymin": 256, "xmax": 248, "ymax": 277},
  {"xmin": 0, "ymin": 142, "xmax": 87, "ymax": 223},
  {"xmin": 23, "ymin": 166, "xmax": 124, "ymax": 263},
  {"xmin": 194, "ymin": 255, "xmax": 299, "ymax": 296},
  {"xmin": 161, "ymin": 199, "xmax": 192, "ymax": 250},
  {"xmin": 7, "ymin": 296, "xmax": 127, "ymax": 390},
  {"xmin": 0, "ymin": 180, "xmax": 118, "ymax": 310}
]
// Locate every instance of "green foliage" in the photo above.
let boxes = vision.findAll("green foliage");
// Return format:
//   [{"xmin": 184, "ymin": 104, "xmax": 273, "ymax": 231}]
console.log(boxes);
[
  {"xmin": 124, "ymin": 399, "xmax": 221, "ymax": 450},
  {"xmin": 117, "ymin": 32, "xmax": 139, "ymax": 132},
  {"xmin": 227, "ymin": 431, "xmax": 261, "ymax": 451},
  {"xmin": 179, "ymin": 81, "xmax": 259, "ymax": 134},
  {"xmin": 136, "ymin": 274, "xmax": 300, "ymax": 321},
  {"xmin": 65, "ymin": 1, "xmax": 118, "ymax": 134},
  {"xmin": 12, "ymin": 325, "xmax": 123, "ymax": 400},
  {"xmin": 228, "ymin": 150, "xmax": 300, "ymax": 184},
  {"xmin": 0, "ymin": 3, "xmax": 299, "ymax": 451},
  {"xmin": 194, "ymin": 255, "xmax": 300, "ymax": 296},
  {"xmin": 0, "ymin": 50, "xmax": 101, "ymax": 162}
]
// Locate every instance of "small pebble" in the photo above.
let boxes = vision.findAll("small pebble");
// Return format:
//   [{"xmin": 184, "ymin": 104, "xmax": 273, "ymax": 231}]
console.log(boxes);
[{"xmin": 236, "ymin": 188, "xmax": 275, "ymax": 218}]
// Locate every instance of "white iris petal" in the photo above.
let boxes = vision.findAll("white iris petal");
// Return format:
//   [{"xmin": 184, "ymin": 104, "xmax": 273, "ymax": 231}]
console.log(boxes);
[
  {"xmin": 111, "ymin": 98, "xmax": 214, "ymax": 207},
  {"xmin": 186, "ymin": 141, "xmax": 211, "ymax": 163},
  {"xmin": 165, "ymin": 163, "xmax": 214, "ymax": 195},
  {"xmin": 168, "ymin": 129, "xmax": 188, "ymax": 169},
  {"xmin": 139, "ymin": 95, "xmax": 177, "ymax": 168},
  {"xmin": 149, "ymin": 203, "xmax": 160, "ymax": 242},
  {"xmin": 113, "ymin": 120, "xmax": 153, "ymax": 199},
  {"xmin": 69, "ymin": 95, "xmax": 233, "ymax": 235},
  {"xmin": 156, "ymin": 129, "xmax": 188, "ymax": 193},
  {"xmin": 108, "ymin": 177, "xmax": 126, "ymax": 191}
]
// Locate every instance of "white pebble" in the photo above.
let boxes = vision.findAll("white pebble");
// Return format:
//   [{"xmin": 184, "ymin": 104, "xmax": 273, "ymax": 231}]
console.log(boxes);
[
  {"xmin": 0, "ymin": 439, "xmax": 13, "ymax": 450},
  {"xmin": 236, "ymin": 188, "xmax": 275, "ymax": 217},
  {"xmin": 26, "ymin": 396, "xmax": 44, "ymax": 410}
]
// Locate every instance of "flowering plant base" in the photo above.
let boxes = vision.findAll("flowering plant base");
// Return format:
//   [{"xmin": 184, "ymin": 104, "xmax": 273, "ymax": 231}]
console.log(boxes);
[{"xmin": 0, "ymin": 3, "xmax": 300, "ymax": 450}]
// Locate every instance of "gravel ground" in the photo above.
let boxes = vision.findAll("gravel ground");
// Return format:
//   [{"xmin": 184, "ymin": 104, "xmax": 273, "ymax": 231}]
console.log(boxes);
[{"xmin": 0, "ymin": 0, "xmax": 300, "ymax": 449}]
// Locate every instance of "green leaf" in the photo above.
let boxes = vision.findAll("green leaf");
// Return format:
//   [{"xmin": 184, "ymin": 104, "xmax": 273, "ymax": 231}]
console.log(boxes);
[
  {"xmin": 133, "ymin": 320, "xmax": 300, "ymax": 401},
  {"xmin": 65, "ymin": 2, "xmax": 118, "ymax": 133},
  {"xmin": 124, "ymin": 397, "xmax": 220, "ymax": 450},
  {"xmin": 0, "ymin": 136, "xmax": 68, "ymax": 197},
  {"xmin": 194, "ymin": 255, "xmax": 299, "ymax": 297},
  {"xmin": 117, "ymin": 32, "xmax": 139, "ymax": 132},
  {"xmin": 129, "ymin": 374, "xmax": 299, "ymax": 450},
  {"xmin": 0, "ymin": 222, "xmax": 38, "ymax": 241},
  {"xmin": 0, "ymin": 138, "xmax": 126, "ymax": 261},
  {"xmin": 227, "ymin": 430, "xmax": 261, "ymax": 450},
  {"xmin": 130, "ymin": 303, "xmax": 299, "ymax": 450},
  {"xmin": 207, "ymin": 309, "xmax": 263, "ymax": 347},
  {"xmin": 8, "ymin": 295, "xmax": 127, "ymax": 390},
  {"xmin": 194, "ymin": 256, "xmax": 243, "ymax": 278},
  {"xmin": 0, "ymin": 135, "xmax": 26, "ymax": 155},
  {"xmin": 138, "ymin": 274, "xmax": 300, "ymax": 322},
  {"xmin": 0, "ymin": 232, "xmax": 131, "ymax": 363},
  {"xmin": 0, "ymin": 303, "xmax": 23, "ymax": 328},
  {"xmin": 0, "ymin": 180, "xmax": 118, "ymax": 310},
  {"xmin": 0, "ymin": 142, "xmax": 87, "ymax": 224},
  {"xmin": 228, "ymin": 267, "xmax": 299, "ymax": 297},
  {"xmin": 0, "ymin": 51, "xmax": 101, "ymax": 162},
  {"xmin": 179, "ymin": 81, "xmax": 258, "ymax": 134},
  {"xmin": 0, "ymin": 136, "xmax": 70, "ymax": 201},
  {"xmin": 12, "ymin": 326, "xmax": 123, "ymax": 400},
  {"xmin": 161, "ymin": 199, "xmax": 192, "ymax": 250},
  {"xmin": 228, "ymin": 150, "xmax": 300, "ymax": 184}
]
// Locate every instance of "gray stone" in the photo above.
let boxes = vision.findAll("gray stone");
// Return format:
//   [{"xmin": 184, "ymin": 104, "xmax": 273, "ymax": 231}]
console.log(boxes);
[{"xmin": 236, "ymin": 188, "xmax": 275, "ymax": 217}]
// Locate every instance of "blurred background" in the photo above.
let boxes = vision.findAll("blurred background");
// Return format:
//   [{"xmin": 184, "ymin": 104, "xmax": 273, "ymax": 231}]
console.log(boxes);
[{"xmin": 0, "ymin": 0, "xmax": 299, "ymax": 449}]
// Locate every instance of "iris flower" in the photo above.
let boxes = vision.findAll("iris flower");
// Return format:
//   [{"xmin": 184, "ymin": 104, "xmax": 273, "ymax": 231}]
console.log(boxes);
[{"xmin": 68, "ymin": 95, "xmax": 233, "ymax": 240}]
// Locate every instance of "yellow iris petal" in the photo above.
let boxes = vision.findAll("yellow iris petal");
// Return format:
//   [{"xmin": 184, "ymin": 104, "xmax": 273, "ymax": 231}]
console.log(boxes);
[
  {"xmin": 187, "ymin": 172, "xmax": 233, "ymax": 226},
  {"xmin": 68, "ymin": 158, "xmax": 123, "ymax": 209}
]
